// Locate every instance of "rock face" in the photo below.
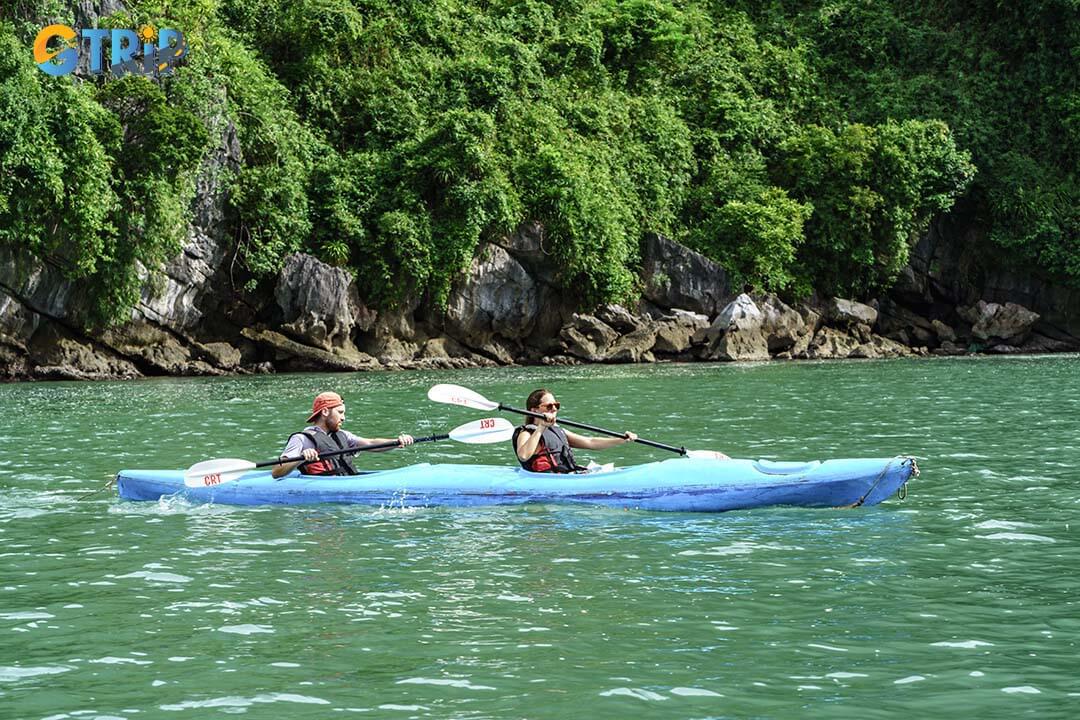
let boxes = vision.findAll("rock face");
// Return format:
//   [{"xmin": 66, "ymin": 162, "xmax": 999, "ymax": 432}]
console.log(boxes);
[
  {"xmin": 443, "ymin": 243, "xmax": 549, "ymax": 362},
  {"xmin": 641, "ymin": 233, "xmax": 731, "ymax": 317},
  {"xmin": 136, "ymin": 111, "xmax": 241, "ymax": 334},
  {"xmin": 275, "ymin": 253, "xmax": 375, "ymax": 352},
  {"xmin": 901, "ymin": 219, "xmax": 1080, "ymax": 350},
  {"xmin": 0, "ymin": 102, "xmax": 249, "ymax": 380},
  {"xmin": 3, "ymin": 201, "xmax": 1079, "ymax": 380}
]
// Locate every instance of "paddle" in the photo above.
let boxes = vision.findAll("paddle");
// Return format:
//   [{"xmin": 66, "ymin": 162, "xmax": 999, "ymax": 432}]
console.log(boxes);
[
  {"xmin": 183, "ymin": 417, "xmax": 514, "ymax": 488},
  {"xmin": 426, "ymin": 384, "xmax": 728, "ymax": 460}
]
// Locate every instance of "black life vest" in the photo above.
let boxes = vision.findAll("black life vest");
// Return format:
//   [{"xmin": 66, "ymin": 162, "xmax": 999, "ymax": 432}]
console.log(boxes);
[
  {"xmin": 295, "ymin": 427, "xmax": 359, "ymax": 476},
  {"xmin": 512, "ymin": 424, "xmax": 582, "ymax": 473}
]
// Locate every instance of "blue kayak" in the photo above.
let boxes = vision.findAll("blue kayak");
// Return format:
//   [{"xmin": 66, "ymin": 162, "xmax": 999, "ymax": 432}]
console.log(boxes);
[{"xmin": 115, "ymin": 457, "xmax": 918, "ymax": 512}]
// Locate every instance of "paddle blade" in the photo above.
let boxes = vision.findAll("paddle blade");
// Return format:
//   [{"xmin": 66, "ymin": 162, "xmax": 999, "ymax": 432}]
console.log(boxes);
[
  {"xmin": 184, "ymin": 458, "xmax": 256, "ymax": 488},
  {"xmin": 686, "ymin": 450, "xmax": 731, "ymax": 460},
  {"xmin": 448, "ymin": 417, "xmax": 514, "ymax": 444},
  {"xmin": 427, "ymin": 383, "xmax": 500, "ymax": 411}
]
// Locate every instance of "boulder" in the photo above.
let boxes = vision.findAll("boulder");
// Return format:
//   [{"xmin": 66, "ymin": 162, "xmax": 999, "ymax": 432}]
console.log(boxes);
[
  {"xmin": 241, "ymin": 327, "xmax": 380, "ymax": 371},
  {"xmin": 848, "ymin": 335, "xmax": 913, "ymax": 359},
  {"xmin": 932, "ymin": 340, "xmax": 968, "ymax": 356},
  {"xmin": 198, "ymin": 341, "xmax": 243, "ymax": 370},
  {"xmin": 716, "ymin": 293, "xmax": 764, "ymax": 332},
  {"xmin": 707, "ymin": 330, "xmax": 770, "ymax": 362},
  {"xmin": 604, "ymin": 325, "xmax": 658, "ymax": 363},
  {"xmin": 640, "ymin": 233, "xmax": 731, "ymax": 316},
  {"xmin": 444, "ymin": 243, "xmax": 544, "ymax": 349},
  {"xmin": 596, "ymin": 304, "xmax": 641, "ymax": 334},
  {"xmin": 825, "ymin": 297, "xmax": 878, "ymax": 328},
  {"xmin": 806, "ymin": 327, "xmax": 861, "ymax": 359},
  {"xmin": 958, "ymin": 300, "xmax": 1040, "ymax": 344},
  {"xmin": 931, "ymin": 319, "xmax": 957, "ymax": 343},
  {"xmin": 653, "ymin": 311, "xmax": 707, "ymax": 355},
  {"xmin": 700, "ymin": 294, "xmax": 770, "ymax": 361},
  {"xmin": 560, "ymin": 314, "xmax": 619, "ymax": 362},
  {"xmin": 759, "ymin": 294, "xmax": 807, "ymax": 352}
]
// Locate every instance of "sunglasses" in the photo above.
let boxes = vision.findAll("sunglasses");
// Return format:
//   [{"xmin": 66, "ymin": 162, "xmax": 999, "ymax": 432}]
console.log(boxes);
[{"xmin": 539, "ymin": 401, "xmax": 561, "ymax": 411}]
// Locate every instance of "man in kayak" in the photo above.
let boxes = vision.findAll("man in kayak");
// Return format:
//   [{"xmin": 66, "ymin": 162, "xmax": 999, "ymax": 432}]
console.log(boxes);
[
  {"xmin": 272, "ymin": 392, "xmax": 414, "ymax": 478},
  {"xmin": 513, "ymin": 389, "xmax": 638, "ymax": 473}
]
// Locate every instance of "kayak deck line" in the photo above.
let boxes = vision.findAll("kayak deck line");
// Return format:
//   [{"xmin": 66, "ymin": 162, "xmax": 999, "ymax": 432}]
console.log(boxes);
[{"xmin": 115, "ymin": 456, "xmax": 919, "ymax": 513}]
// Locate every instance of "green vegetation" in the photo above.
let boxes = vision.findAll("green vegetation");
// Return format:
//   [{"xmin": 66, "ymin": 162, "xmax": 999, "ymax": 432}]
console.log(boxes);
[{"xmin": 0, "ymin": 0, "xmax": 1074, "ymax": 325}]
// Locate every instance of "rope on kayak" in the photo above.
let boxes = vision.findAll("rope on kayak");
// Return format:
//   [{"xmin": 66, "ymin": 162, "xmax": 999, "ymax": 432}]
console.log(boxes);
[
  {"xmin": 76, "ymin": 475, "xmax": 116, "ymax": 501},
  {"xmin": 847, "ymin": 456, "xmax": 918, "ymax": 507},
  {"xmin": 847, "ymin": 461, "xmax": 891, "ymax": 508},
  {"xmin": 896, "ymin": 458, "xmax": 919, "ymax": 501}
]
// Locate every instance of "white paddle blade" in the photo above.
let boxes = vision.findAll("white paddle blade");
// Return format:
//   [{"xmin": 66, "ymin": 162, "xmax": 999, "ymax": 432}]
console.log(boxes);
[
  {"xmin": 686, "ymin": 450, "xmax": 732, "ymax": 461},
  {"xmin": 448, "ymin": 417, "xmax": 515, "ymax": 444},
  {"xmin": 427, "ymin": 383, "xmax": 500, "ymax": 411},
  {"xmin": 184, "ymin": 458, "xmax": 256, "ymax": 488}
]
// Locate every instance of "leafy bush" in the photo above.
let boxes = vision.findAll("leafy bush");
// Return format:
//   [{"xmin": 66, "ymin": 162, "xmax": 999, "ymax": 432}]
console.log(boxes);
[
  {"xmin": 776, "ymin": 120, "xmax": 974, "ymax": 296},
  {"xmin": 0, "ymin": 21, "xmax": 208, "ymax": 324},
  {"xmin": 2, "ymin": 0, "xmax": 1075, "ymax": 328}
]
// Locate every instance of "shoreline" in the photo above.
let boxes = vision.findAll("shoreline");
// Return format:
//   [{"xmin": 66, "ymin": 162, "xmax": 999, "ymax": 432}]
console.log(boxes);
[
  {"xmin": 5, "ymin": 232, "xmax": 1079, "ymax": 383},
  {"xmin": 4, "ymin": 345, "xmax": 1076, "ymax": 386}
]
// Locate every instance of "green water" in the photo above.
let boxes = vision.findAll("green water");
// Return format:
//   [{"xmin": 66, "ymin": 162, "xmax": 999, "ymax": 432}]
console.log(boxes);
[{"xmin": 2, "ymin": 358, "xmax": 1079, "ymax": 719}]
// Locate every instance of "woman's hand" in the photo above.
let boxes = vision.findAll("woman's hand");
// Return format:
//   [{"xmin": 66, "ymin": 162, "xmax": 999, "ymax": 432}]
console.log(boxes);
[{"xmin": 536, "ymin": 412, "xmax": 557, "ymax": 429}]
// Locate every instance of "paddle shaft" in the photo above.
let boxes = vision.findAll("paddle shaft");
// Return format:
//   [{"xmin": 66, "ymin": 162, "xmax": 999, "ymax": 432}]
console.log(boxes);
[
  {"xmin": 255, "ymin": 433, "xmax": 448, "ymax": 468},
  {"xmin": 498, "ymin": 404, "xmax": 686, "ymax": 456}
]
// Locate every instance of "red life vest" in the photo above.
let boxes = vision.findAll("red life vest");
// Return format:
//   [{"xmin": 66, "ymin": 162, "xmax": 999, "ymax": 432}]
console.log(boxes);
[
  {"xmin": 512, "ymin": 425, "xmax": 581, "ymax": 473},
  {"xmin": 295, "ymin": 428, "xmax": 359, "ymax": 476}
]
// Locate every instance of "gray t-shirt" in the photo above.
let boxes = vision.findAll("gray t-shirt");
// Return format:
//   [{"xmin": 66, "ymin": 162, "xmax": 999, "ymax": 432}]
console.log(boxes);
[{"xmin": 280, "ymin": 426, "xmax": 363, "ymax": 459}]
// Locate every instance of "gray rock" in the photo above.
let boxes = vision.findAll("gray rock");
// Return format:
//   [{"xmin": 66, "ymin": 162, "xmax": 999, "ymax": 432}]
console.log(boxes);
[
  {"xmin": 848, "ymin": 335, "xmax": 912, "ymax": 359},
  {"xmin": 596, "ymin": 304, "xmax": 641, "ymax": 334},
  {"xmin": 807, "ymin": 327, "xmax": 861, "ymax": 359},
  {"xmin": 199, "ymin": 341, "xmax": 242, "ymax": 370},
  {"xmin": 444, "ymin": 243, "xmax": 547, "ymax": 352},
  {"xmin": 931, "ymin": 319, "xmax": 957, "ymax": 343},
  {"xmin": 759, "ymin": 294, "xmax": 806, "ymax": 352},
  {"xmin": 641, "ymin": 233, "xmax": 731, "ymax": 316},
  {"xmin": 136, "ymin": 116, "xmax": 241, "ymax": 333},
  {"xmin": 707, "ymin": 330, "xmax": 770, "ymax": 361},
  {"xmin": 560, "ymin": 314, "xmax": 620, "ymax": 361},
  {"xmin": 933, "ymin": 340, "xmax": 968, "ymax": 356},
  {"xmin": 275, "ymin": 253, "xmax": 374, "ymax": 351},
  {"xmin": 825, "ymin": 298, "xmax": 879, "ymax": 329},
  {"xmin": 959, "ymin": 300, "xmax": 1040, "ymax": 344},
  {"xmin": 28, "ymin": 324, "xmax": 142, "ymax": 380},
  {"xmin": 716, "ymin": 294, "xmax": 764, "ymax": 332},
  {"xmin": 242, "ymin": 327, "xmax": 380, "ymax": 371},
  {"xmin": 653, "ymin": 317, "xmax": 697, "ymax": 355},
  {"xmin": 604, "ymin": 325, "xmax": 658, "ymax": 363}
]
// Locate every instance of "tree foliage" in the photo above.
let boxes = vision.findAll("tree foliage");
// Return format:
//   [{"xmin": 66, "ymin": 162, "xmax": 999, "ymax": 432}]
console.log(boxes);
[{"xmin": 0, "ymin": 0, "xmax": 1074, "ymax": 325}]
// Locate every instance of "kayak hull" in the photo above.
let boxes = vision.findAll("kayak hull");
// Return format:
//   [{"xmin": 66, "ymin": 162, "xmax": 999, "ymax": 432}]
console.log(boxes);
[{"xmin": 115, "ymin": 457, "xmax": 917, "ymax": 512}]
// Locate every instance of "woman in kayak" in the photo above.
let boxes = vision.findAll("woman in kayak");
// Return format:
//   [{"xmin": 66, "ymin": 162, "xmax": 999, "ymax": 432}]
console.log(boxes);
[
  {"xmin": 272, "ymin": 392, "xmax": 414, "ymax": 478},
  {"xmin": 513, "ymin": 389, "xmax": 637, "ymax": 473}
]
